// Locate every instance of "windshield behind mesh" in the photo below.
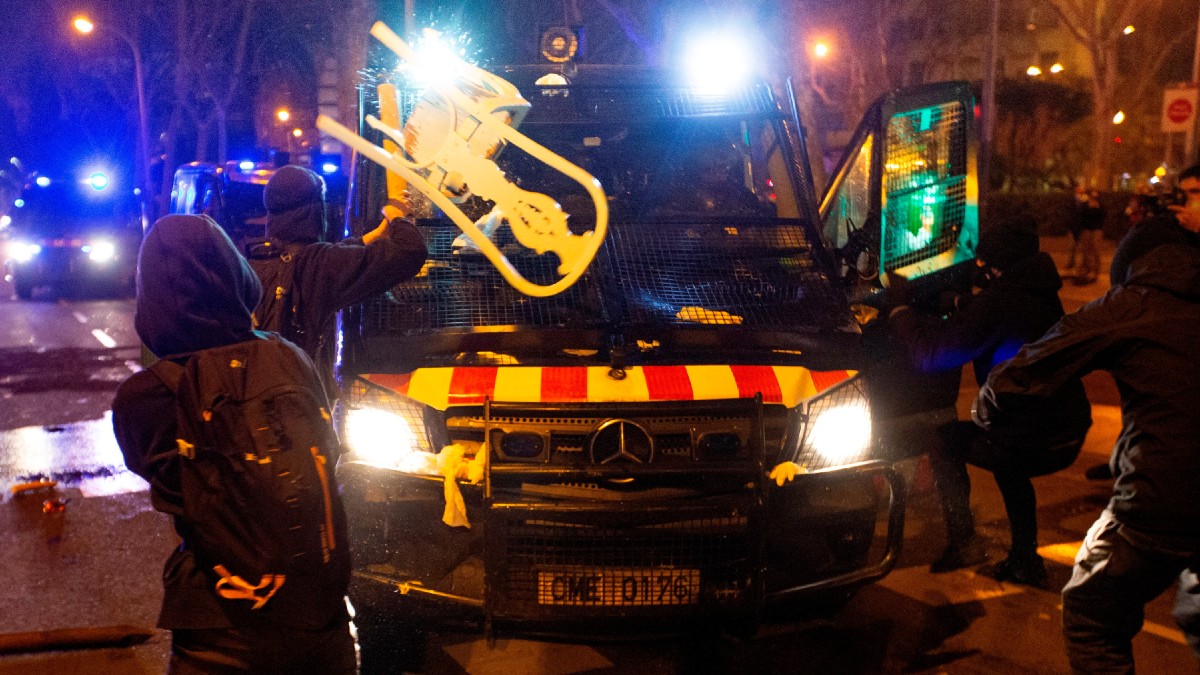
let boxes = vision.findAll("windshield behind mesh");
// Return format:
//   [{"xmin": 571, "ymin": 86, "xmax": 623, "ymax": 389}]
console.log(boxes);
[{"xmin": 347, "ymin": 78, "xmax": 852, "ymax": 368}]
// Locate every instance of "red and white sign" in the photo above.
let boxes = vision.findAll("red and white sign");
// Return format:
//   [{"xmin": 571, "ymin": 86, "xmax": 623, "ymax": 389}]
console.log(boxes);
[{"xmin": 1163, "ymin": 86, "xmax": 1199, "ymax": 133}]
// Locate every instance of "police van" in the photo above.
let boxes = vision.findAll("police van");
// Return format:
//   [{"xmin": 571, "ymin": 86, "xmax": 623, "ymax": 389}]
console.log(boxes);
[{"xmin": 327, "ymin": 23, "xmax": 977, "ymax": 661}]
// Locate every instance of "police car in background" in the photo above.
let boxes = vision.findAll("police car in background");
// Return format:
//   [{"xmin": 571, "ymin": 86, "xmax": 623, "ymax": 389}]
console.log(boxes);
[
  {"xmin": 169, "ymin": 159, "xmax": 347, "ymax": 254},
  {"xmin": 3, "ymin": 171, "xmax": 143, "ymax": 300}
]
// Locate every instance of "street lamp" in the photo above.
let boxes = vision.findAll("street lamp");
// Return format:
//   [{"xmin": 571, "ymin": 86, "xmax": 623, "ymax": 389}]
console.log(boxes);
[{"xmin": 73, "ymin": 16, "xmax": 152, "ymax": 218}]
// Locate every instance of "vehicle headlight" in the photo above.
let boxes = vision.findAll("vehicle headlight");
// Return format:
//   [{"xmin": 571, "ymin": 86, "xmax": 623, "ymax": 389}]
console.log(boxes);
[
  {"xmin": 7, "ymin": 241, "xmax": 41, "ymax": 263},
  {"xmin": 344, "ymin": 406, "xmax": 426, "ymax": 468},
  {"xmin": 806, "ymin": 402, "xmax": 873, "ymax": 463},
  {"xmin": 83, "ymin": 240, "xmax": 116, "ymax": 263},
  {"xmin": 791, "ymin": 376, "xmax": 875, "ymax": 470}
]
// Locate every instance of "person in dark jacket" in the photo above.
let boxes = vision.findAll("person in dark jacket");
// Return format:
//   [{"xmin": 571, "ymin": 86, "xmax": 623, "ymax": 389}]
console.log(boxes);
[
  {"xmin": 1110, "ymin": 164, "xmax": 1200, "ymax": 287},
  {"xmin": 1073, "ymin": 189, "xmax": 1105, "ymax": 285},
  {"xmin": 248, "ymin": 164, "xmax": 428, "ymax": 395},
  {"xmin": 976, "ymin": 243, "xmax": 1200, "ymax": 673},
  {"xmin": 112, "ymin": 214, "xmax": 356, "ymax": 674},
  {"xmin": 888, "ymin": 217, "xmax": 1091, "ymax": 584}
]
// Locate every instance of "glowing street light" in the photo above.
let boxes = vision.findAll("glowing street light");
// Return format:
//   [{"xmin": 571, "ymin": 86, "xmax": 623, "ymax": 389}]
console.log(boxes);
[
  {"xmin": 292, "ymin": 128, "xmax": 303, "ymax": 138},
  {"xmin": 1026, "ymin": 65, "xmax": 1042, "ymax": 76},
  {"xmin": 1049, "ymin": 63, "xmax": 1064, "ymax": 74},
  {"xmin": 73, "ymin": 16, "xmax": 152, "ymax": 215},
  {"xmin": 813, "ymin": 41, "xmax": 830, "ymax": 59},
  {"xmin": 1112, "ymin": 110, "xmax": 1126, "ymax": 125},
  {"xmin": 1123, "ymin": 25, "xmax": 1135, "ymax": 35},
  {"xmin": 276, "ymin": 108, "xmax": 291, "ymax": 123}
]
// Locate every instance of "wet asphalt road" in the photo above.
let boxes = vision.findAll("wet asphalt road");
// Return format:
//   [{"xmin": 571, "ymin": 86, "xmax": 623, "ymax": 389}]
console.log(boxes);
[{"xmin": 0, "ymin": 236, "xmax": 1195, "ymax": 674}]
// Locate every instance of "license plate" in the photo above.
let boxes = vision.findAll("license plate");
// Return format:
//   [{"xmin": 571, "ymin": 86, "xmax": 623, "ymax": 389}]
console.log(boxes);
[{"xmin": 536, "ymin": 568, "xmax": 700, "ymax": 606}]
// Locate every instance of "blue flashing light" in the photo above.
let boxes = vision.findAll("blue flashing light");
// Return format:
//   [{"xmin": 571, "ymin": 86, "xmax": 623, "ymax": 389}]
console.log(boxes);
[
  {"xmin": 683, "ymin": 31, "xmax": 756, "ymax": 93},
  {"xmin": 321, "ymin": 162, "xmax": 339, "ymax": 175},
  {"xmin": 14, "ymin": 198, "xmax": 24, "ymax": 208},
  {"xmin": 87, "ymin": 172, "xmax": 110, "ymax": 191},
  {"xmin": 35, "ymin": 176, "xmax": 51, "ymax": 187},
  {"xmin": 238, "ymin": 160, "xmax": 256, "ymax": 171}
]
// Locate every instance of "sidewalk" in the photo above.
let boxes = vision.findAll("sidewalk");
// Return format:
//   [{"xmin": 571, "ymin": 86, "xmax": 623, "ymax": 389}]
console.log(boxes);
[{"xmin": 1038, "ymin": 232, "xmax": 1116, "ymax": 313}]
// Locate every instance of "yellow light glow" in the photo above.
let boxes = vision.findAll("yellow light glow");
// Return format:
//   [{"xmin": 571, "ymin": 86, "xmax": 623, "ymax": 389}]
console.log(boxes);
[
  {"xmin": 276, "ymin": 109, "xmax": 290, "ymax": 122},
  {"xmin": 1112, "ymin": 110, "xmax": 1126, "ymax": 125},
  {"xmin": 1155, "ymin": 166, "xmax": 1168, "ymax": 178},
  {"xmin": 1123, "ymin": 25, "xmax": 1135, "ymax": 35},
  {"xmin": 1026, "ymin": 66, "xmax": 1042, "ymax": 77},
  {"xmin": 813, "ymin": 42, "xmax": 830, "ymax": 59},
  {"xmin": 73, "ymin": 17, "xmax": 94, "ymax": 34},
  {"xmin": 292, "ymin": 128, "xmax": 303, "ymax": 137},
  {"xmin": 1050, "ymin": 63, "xmax": 1064, "ymax": 74}
]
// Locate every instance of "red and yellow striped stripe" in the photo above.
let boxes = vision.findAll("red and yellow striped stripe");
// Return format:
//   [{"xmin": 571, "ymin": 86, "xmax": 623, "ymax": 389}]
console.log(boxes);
[{"xmin": 364, "ymin": 365, "xmax": 853, "ymax": 411}]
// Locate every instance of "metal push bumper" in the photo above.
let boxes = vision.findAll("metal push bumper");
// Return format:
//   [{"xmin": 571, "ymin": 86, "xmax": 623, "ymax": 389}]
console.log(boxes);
[{"xmin": 339, "ymin": 457, "xmax": 905, "ymax": 636}]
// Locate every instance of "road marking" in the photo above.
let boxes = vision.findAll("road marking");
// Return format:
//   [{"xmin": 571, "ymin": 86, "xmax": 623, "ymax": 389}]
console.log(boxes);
[
  {"xmin": 91, "ymin": 329, "xmax": 117, "ymax": 348},
  {"xmin": 1143, "ymin": 621, "xmax": 1189, "ymax": 645},
  {"xmin": 879, "ymin": 564, "xmax": 1025, "ymax": 605},
  {"xmin": 1038, "ymin": 541, "xmax": 1081, "ymax": 567},
  {"xmin": 72, "ymin": 311, "xmax": 88, "ymax": 324},
  {"xmin": 1040, "ymin": 541, "xmax": 1188, "ymax": 646}
]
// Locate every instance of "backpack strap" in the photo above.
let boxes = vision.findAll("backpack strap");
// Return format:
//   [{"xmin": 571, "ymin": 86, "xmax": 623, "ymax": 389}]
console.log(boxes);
[
  {"xmin": 148, "ymin": 358, "xmax": 185, "ymax": 394},
  {"xmin": 147, "ymin": 357, "xmax": 198, "ymax": 459}
]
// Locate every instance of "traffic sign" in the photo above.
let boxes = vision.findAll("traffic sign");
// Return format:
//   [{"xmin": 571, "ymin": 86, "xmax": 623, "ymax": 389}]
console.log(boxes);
[{"xmin": 1163, "ymin": 86, "xmax": 1199, "ymax": 132}]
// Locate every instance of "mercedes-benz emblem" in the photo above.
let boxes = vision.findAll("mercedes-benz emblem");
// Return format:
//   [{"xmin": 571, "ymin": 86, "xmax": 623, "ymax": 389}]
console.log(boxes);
[{"xmin": 589, "ymin": 419, "xmax": 654, "ymax": 465}]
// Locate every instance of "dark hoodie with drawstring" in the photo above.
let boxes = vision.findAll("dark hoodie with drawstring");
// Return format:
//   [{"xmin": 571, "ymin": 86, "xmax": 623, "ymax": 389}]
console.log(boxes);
[
  {"xmin": 977, "ymin": 243, "xmax": 1200, "ymax": 535},
  {"xmin": 111, "ymin": 214, "xmax": 345, "ymax": 631}
]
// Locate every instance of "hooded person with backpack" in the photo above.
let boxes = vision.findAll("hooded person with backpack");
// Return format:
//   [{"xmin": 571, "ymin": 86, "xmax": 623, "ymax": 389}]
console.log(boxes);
[
  {"xmin": 247, "ymin": 164, "xmax": 427, "ymax": 397},
  {"xmin": 112, "ymin": 214, "xmax": 356, "ymax": 674}
]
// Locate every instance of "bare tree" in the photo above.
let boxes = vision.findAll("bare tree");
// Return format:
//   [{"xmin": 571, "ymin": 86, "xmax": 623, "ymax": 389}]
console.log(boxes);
[{"xmin": 1042, "ymin": 0, "xmax": 1166, "ymax": 187}]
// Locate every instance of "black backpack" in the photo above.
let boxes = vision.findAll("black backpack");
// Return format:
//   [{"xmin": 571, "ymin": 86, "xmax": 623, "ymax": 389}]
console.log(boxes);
[
  {"xmin": 150, "ymin": 334, "xmax": 350, "ymax": 629},
  {"xmin": 247, "ymin": 240, "xmax": 302, "ymax": 342}
]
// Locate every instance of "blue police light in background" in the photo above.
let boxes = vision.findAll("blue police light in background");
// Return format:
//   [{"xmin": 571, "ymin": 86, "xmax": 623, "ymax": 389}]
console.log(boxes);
[
  {"xmin": 238, "ymin": 160, "xmax": 256, "ymax": 171},
  {"xmin": 682, "ymin": 30, "xmax": 757, "ymax": 93},
  {"xmin": 321, "ymin": 162, "xmax": 339, "ymax": 175},
  {"xmin": 35, "ymin": 176, "xmax": 51, "ymax": 187},
  {"xmin": 87, "ymin": 172, "xmax": 110, "ymax": 191}
]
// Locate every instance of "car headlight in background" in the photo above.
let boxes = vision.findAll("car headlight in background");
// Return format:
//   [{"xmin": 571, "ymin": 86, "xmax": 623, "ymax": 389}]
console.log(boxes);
[
  {"xmin": 83, "ymin": 240, "xmax": 116, "ymax": 263},
  {"xmin": 7, "ymin": 241, "xmax": 41, "ymax": 263}
]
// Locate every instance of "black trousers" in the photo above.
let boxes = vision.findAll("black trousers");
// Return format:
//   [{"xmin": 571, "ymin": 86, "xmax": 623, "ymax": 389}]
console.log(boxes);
[
  {"xmin": 168, "ymin": 620, "xmax": 357, "ymax": 675},
  {"xmin": 930, "ymin": 421, "xmax": 1081, "ymax": 558},
  {"xmin": 1063, "ymin": 509, "xmax": 1200, "ymax": 674}
]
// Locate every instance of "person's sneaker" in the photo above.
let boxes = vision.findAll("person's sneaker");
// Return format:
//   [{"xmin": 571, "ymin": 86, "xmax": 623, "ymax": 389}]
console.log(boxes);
[
  {"xmin": 930, "ymin": 536, "xmax": 989, "ymax": 573},
  {"xmin": 1084, "ymin": 463, "xmax": 1113, "ymax": 481},
  {"xmin": 987, "ymin": 554, "xmax": 1048, "ymax": 588}
]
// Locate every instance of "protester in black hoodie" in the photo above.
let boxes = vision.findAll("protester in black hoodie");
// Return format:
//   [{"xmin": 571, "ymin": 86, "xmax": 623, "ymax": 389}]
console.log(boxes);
[
  {"xmin": 112, "ymin": 215, "xmax": 355, "ymax": 674},
  {"xmin": 248, "ymin": 164, "xmax": 427, "ymax": 396},
  {"xmin": 888, "ymin": 217, "xmax": 1091, "ymax": 585},
  {"xmin": 977, "ymin": 243, "xmax": 1200, "ymax": 673}
]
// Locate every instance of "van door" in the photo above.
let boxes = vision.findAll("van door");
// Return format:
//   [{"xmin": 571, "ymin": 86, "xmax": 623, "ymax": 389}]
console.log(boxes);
[{"xmin": 820, "ymin": 81, "xmax": 979, "ymax": 304}]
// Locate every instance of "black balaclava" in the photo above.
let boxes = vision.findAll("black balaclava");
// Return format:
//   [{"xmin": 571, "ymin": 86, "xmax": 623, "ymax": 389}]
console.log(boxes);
[
  {"xmin": 977, "ymin": 216, "xmax": 1040, "ymax": 272},
  {"xmin": 264, "ymin": 165, "xmax": 326, "ymax": 244},
  {"xmin": 135, "ymin": 214, "xmax": 262, "ymax": 357}
]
